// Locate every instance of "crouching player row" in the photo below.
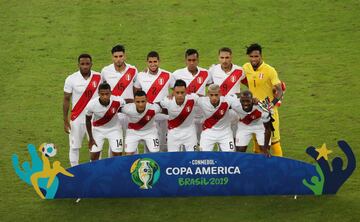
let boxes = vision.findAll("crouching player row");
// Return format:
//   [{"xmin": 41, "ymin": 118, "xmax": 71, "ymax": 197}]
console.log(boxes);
[{"xmin": 85, "ymin": 80, "xmax": 273, "ymax": 160}]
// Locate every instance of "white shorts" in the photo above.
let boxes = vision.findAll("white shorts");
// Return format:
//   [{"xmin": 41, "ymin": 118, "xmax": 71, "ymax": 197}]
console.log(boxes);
[
  {"xmin": 235, "ymin": 124, "xmax": 268, "ymax": 146},
  {"xmin": 69, "ymin": 117, "xmax": 88, "ymax": 149},
  {"xmin": 200, "ymin": 128, "xmax": 235, "ymax": 152},
  {"xmin": 125, "ymin": 129, "xmax": 160, "ymax": 153},
  {"xmin": 91, "ymin": 129, "xmax": 124, "ymax": 153},
  {"xmin": 167, "ymin": 127, "xmax": 197, "ymax": 152}
]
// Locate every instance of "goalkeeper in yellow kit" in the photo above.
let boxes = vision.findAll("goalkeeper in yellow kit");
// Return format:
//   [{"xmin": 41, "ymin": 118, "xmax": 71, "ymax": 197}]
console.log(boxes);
[{"xmin": 243, "ymin": 43, "xmax": 285, "ymax": 156}]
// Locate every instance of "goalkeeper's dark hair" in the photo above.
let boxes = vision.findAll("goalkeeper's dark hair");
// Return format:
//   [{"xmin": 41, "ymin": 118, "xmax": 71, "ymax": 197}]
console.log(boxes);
[
  {"xmin": 78, "ymin": 54, "xmax": 92, "ymax": 62},
  {"xmin": 147, "ymin": 51, "xmax": 160, "ymax": 60},
  {"xmin": 134, "ymin": 90, "xmax": 147, "ymax": 98},
  {"xmin": 111, "ymin": 44, "xmax": 125, "ymax": 54},
  {"xmin": 246, "ymin": 43, "xmax": 262, "ymax": 55},
  {"xmin": 99, "ymin": 81, "xmax": 111, "ymax": 91},
  {"xmin": 174, "ymin": 79, "xmax": 187, "ymax": 88},
  {"xmin": 185, "ymin": 49, "xmax": 199, "ymax": 58}
]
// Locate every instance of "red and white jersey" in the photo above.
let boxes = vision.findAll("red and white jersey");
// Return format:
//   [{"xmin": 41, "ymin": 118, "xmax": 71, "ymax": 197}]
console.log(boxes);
[
  {"xmin": 101, "ymin": 63, "xmax": 138, "ymax": 99},
  {"xmin": 209, "ymin": 64, "xmax": 246, "ymax": 96},
  {"xmin": 197, "ymin": 96, "xmax": 238, "ymax": 131},
  {"xmin": 134, "ymin": 68, "xmax": 171, "ymax": 103},
  {"xmin": 121, "ymin": 103, "xmax": 162, "ymax": 131},
  {"xmin": 232, "ymin": 103, "xmax": 270, "ymax": 127},
  {"xmin": 64, "ymin": 70, "xmax": 101, "ymax": 121},
  {"xmin": 86, "ymin": 96, "xmax": 125, "ymax": 130},
  {"xmin": 170, "ymin": 67, "xmax": 210, "ymax": 96},
  {"xmin": 160, "ymin": 94, "xmax": 199, "ymax": 131}
]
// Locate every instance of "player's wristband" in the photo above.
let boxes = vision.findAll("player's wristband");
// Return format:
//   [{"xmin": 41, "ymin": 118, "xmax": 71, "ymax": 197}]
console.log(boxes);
[{"xmin": 271, "ymin": 98, "xmax": 280, "ymax": 106}]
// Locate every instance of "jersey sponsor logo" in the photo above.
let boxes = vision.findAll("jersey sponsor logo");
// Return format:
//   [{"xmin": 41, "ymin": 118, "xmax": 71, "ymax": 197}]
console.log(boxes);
[
  {"xmin": 147, "ymin": 71, "xmax": 170, "ymax": 103},
  {"xmin": 168, "ymin": 99, "xmax": 195, "ymax": 129},
  {"xmin": 112, "ymin": 67, "xmax": 136, "ymax": 96},
  {"xmin": 92, "ymin": 100, "xmax": 121, "ymax": 127},
  {"xmin": 240, "ymin": 109, "xmax": 262, "ymax": 125},
  {"xmin": 71, "ymin": 74, "xmax": 101, "ymax": 121},
  {"xmin": 220, "ymin": 69, "xmax": 243, "ymax": 96},
  {"xmin": 130, "ymin": 158, "xmax": 160, "ymax": 189},
  {"xmin": 128, "ymin": 109, "xmax": 156, "ymax": 130},
  {"xmin": 187, "ymin": 70, "xmax": 208, "ymax": 94},
  {"xmin": 202, "ymin": 102, "xmax": 229, "ymax": 130}
]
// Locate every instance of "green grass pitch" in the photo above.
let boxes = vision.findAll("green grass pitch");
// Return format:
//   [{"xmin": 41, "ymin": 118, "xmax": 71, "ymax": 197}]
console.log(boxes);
[{"xmin": 0, "ymin": 0, "xmax": 359, "ymax": 221}]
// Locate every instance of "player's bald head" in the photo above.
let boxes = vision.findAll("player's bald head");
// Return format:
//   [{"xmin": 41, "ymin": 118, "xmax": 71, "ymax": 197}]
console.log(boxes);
[{"xmin": 208, "ymin": 84, "xmax": 220, "ymax": 94}]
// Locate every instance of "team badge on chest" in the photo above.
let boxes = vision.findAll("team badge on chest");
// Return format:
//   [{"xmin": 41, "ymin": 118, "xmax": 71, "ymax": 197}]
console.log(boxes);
[
  {"xmin": 126, "ymin": 73, "xmax": 132, "ymax": 81},
  {"xmin": 158, "ymin": 78, "xmax": 164, "ymax": 85},
  {"xmin": 197, "ymin": 77, "xmax": 203, "ymax": 84},
  {"xmin": 259, "ymin": 73, "xmax": 264, "ymax": 79},
  {"xmin": 230, "ymin": 76, "xmax": 237, "ymax": 83}
]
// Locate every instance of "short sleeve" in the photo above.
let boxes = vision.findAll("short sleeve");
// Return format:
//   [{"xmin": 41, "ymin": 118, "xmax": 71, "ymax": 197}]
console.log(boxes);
[
  {"xmin": 85, "ymin": 102, "xmax": 94, "ymax": 116},
  {"xmin": 132, "ymin": 67, "xmax": 138, "ymax": 83},
  {"xmin": 121, "ymin": 104, "xmax": 130, "ymax": 115},
  {"xmin": 270, "ymin": 68, "xmax": 281, "ymax": 86},
  {"xmin": 113, "ymin": 96, "xmax": 126, "ymax": 107},
  {"xmin": 64, "ymin": 76, "xmax": 72, "ymax": 93},
  {"xmin": 197, "ymin": 96, "xmax": 207, "ymax": 108},
  {"xmin": 227, "ymin": 95, "xmax": 242, "ymax": 113},
  {"xmin": 160, "ymin": 97, "xmax": 171, "ymax": 109},
  {"xmin": 134, "ymin": 72, "xmax": 142, "ymax": 88},
  {"xmin": 169, "ymin": 74, "xmax": 176, "ymax": 88},
  {"xmin": 205, "ymin": 70, "xmax": 212, "ymax": 85},
  {"xmin": 207, "ymin": 65, "xmax": 215, "ymax": 84},
  {"xmin": 100, "ymin": 67, "xmax": 106, "ymax": 79},
  {"xmin": 153, "ymin": 104, "xmax": 162, "ymax": 114},
  {"xmin": 190, "ymin": 93, "xmax": 199, "ymax": 103}
]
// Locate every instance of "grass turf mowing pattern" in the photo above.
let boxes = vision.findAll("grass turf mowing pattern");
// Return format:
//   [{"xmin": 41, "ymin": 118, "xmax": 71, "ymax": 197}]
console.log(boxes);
[{"xmin": 0, "ymin": 0, "xmax": 359, "ymax": 221}]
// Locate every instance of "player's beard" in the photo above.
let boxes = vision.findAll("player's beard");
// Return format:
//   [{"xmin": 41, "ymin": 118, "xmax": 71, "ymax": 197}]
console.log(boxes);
[
  {"xmin": 116, "ymin": 62, "xmax": 125, "ymax": 69},
  {"xmin": 251, "ymin": 61, "xmax": 262, "ymax": 70},
  {"xmin": 80, "ymin": 69, "xmax": 91, "ymax": 77}
]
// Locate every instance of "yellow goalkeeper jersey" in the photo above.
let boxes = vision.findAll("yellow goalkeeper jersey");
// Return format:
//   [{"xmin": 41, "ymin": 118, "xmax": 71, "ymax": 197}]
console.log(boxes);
[{"xmin": 243, "ymin": 61, "xmax": 281, "ymax": 101}]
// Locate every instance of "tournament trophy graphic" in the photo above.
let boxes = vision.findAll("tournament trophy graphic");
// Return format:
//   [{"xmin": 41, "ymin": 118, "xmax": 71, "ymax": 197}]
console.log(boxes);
[
  {"xmin": 138, "ymin": 160, "xmax": 154, "ymax": 189},
  {"xmin": 130, "ymin": 158, "xmax": 160, "ymax": 190}
]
